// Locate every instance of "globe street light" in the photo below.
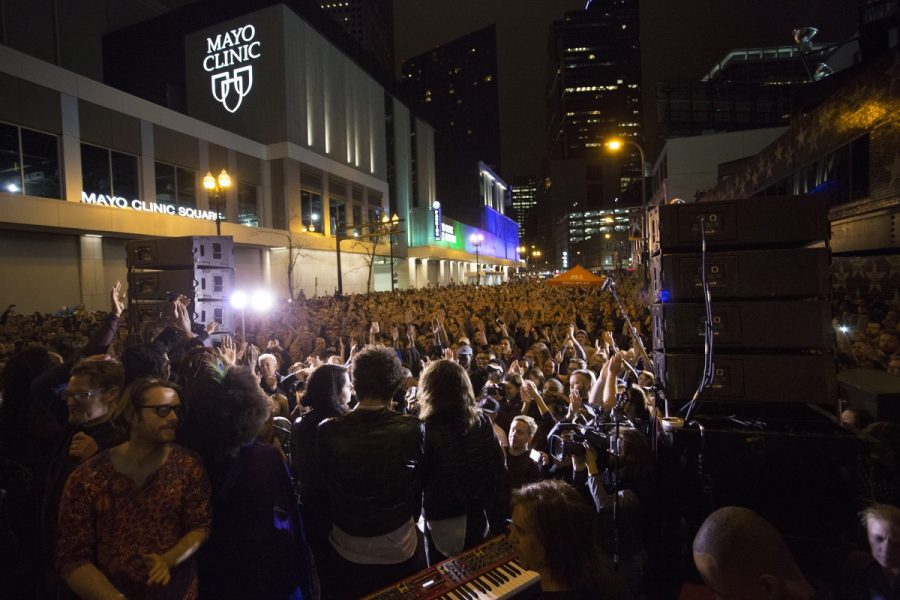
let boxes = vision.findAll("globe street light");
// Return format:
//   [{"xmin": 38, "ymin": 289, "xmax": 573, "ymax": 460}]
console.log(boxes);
[
  {"xmin": 203, "ymin": 169, "xmax": 232, "ymax": 236},
  {"xmin": 470, "ymin": 233, "xmax": 484, "ymax": 286}
]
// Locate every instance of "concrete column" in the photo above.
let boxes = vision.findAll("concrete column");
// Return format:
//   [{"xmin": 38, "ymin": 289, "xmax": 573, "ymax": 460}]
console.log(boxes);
[
  {"xmin": 407, "ymin": 257, "xmax": 417, "ymax": 289},
  {"xmin": 198, "ymin": 140, "xmax": 210, "ymax": 211},
  {"xmin": 60, "ymin": 94, "xmax": 82, "ymax": 202},
  {"xmin": 227, "ymin": 149, "xmax": 238, "ymax": 225},
  {"xmin": 79, "ymin": 236, "xmax": 105, "ymax": 311},
  {"xmin": 140, "ymin": 121, "xmax": 155, "ymax": 203}
]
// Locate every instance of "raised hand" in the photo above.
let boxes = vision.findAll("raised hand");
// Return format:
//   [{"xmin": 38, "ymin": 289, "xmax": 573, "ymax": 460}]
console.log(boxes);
[
  {"xmin": 110, "ymin": 281, "xmax": 125, "ymax": 317},
  {"xmin": 216, "ymin": 335, "xmax": 237, "ymax": 367}
]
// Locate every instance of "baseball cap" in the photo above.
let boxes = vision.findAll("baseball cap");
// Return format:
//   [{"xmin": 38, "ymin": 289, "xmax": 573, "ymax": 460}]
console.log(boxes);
[{"xmin": 457, "ymin": 344, "xmax": 473, "ymax": 356}]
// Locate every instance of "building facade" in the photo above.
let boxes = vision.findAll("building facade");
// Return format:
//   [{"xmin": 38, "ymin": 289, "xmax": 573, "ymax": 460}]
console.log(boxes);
[
  {"xmin": 0, "ymin": 4, "xmax": 518, "ymax": 315},
  {"xmin": 401, "ymin": 25, "xmax": 501, "ymax": 220}
]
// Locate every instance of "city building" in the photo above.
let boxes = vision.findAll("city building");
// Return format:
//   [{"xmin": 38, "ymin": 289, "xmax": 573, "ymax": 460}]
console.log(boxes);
[
  {"xmin": 401, "ymin": 25, "xmax": 502, "ymax": 220},
  {"xmin": 0, "ymin": 2, "xmax": 519, "ymax": 315},
  {"xmin": 657, "ymin": 42, "xmax": 859, "ymax": 138},
  {"xmin": 510, "ymin": 176, "xmax": 537, "ymax": 240},
  {"xmin": 547, "ymin": 0, "xmax": 642, "ymax": 202},
  {"xmin": 319, "ymin": 0, "xmax": 394, "ymax": 75},
  {"xmin": 650, "ymin": 127, "xmax": 787, "ymax": 206}
]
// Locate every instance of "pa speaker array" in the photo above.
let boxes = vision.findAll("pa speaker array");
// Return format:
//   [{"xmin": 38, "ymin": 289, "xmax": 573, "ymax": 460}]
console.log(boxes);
[{"xmin": 650, "ymin": 195, "xmax": 836, "ymax": 406}]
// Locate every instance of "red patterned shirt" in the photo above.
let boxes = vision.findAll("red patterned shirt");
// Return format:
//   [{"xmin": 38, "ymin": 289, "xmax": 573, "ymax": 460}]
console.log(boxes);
[{"xmin": 56, "ymin": 444, "xmax": 211, "ymax": 600}]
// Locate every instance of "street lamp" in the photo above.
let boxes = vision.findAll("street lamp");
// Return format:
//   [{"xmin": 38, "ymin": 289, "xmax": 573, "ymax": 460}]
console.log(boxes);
[
  {"xmin": 203, "ymin": 169, "xmax": 232, "ymax": 236},
  {"xmin": 381, "ymin": 213, "xmax": 401, "ymax": 291},
  {"xmin": 605, "ymin": 138, "xmax": 647, "ymax": 282},
  {"xmin": 470, "ymin": 233, "xmax": 484, "ymax": 286},
  {"xmin": 518, "ymin": 245, "xmax": 527, "ymax": 275}
]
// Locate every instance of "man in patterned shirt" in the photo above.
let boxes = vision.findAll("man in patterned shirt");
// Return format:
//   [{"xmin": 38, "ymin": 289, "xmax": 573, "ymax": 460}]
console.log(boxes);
[{"xmin": 56, "ymin": 378, "xmax": 211, "ymax": 599}]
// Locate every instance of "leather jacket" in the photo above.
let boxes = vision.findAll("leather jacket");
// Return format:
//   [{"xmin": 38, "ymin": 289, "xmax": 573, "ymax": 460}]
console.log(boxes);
[{"xmin": 317, "ymin": 407, "xmax": 425, "ymax": 537}]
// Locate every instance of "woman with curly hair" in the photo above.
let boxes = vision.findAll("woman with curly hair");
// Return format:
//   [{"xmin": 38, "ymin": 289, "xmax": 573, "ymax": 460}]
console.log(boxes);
[
  {"xmin": 180, "ymin": 365, "xmax": 317, "ymax": 599},
  {"xmin": 418, "ymin": 359, "xmax": 509, "ymax": 565}
]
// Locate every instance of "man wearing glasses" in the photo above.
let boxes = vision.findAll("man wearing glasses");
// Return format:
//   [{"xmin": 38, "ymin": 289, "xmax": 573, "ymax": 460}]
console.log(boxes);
[
  {"xmin": 40, "ymin": 358, "xmax": 126, "ymax": 598},
  {"xmin": 55, "ymin": 378, "xmax": 211, "ymax": 600}
]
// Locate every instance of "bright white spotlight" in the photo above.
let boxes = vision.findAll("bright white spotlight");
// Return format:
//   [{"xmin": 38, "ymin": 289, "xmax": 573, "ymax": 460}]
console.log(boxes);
[
  {"xmin": 230, "ymin": 290, "xmax": 248, "ymax": 310},
  {"xmin": 251, "ymin": 290, "xmax": 273, "ymax": 312},
  {"xmin": 6, "ymin": 183, "xmax": 20, "ymax": 193}
]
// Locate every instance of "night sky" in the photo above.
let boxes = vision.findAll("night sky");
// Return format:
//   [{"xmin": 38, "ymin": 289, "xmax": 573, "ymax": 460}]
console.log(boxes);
[{"xmin": 394, "ymin": 0, "xmax": 861, "ymax": 180}]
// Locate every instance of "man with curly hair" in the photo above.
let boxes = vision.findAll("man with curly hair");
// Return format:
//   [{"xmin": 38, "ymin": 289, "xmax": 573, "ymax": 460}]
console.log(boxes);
[{"xmin": 316, "ymin": 345, "xmax": 426, "ymax": 598}]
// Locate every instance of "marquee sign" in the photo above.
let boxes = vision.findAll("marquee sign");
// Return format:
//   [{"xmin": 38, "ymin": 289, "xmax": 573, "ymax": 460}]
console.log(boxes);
[
  {"xmin": 203, "ymin": 24, "xmax": 262, "ymax": 113},
  {"xmin": 81, "ymin": 192, "xmax": 218, "ymax": 221}
]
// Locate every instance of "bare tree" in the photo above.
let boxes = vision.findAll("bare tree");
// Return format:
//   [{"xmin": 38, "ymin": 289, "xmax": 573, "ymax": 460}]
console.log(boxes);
[{"xmin": 353, "ymin": 233, "xmax": 383, "ymax": 294}]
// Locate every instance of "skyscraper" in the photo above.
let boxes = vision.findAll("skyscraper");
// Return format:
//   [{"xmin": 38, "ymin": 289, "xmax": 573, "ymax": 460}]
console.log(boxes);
[
  {"xmin": 510, "ymin": 176, "xmax": 537, "ymax": 240},
  {"xmin": 319, "ymin": 0, "xmax": 394, "ymax": 74},
  {"xmin": 547, "ymin": 0, "xmax": 642, "ymax": 202},
  {"xmin": 401, "ymin": 25, "xmax": 501, "ymax": 220}
]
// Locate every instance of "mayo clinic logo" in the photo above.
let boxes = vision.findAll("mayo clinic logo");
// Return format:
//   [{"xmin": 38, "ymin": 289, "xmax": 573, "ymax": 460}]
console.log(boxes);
[{"xmin": 203, "ymin": 24, "xmax": 262, "ymax": 113}]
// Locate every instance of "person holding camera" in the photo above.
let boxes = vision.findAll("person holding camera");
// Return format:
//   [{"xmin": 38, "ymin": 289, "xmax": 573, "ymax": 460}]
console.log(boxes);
[{"xmin": 574, "ymin": 427, "xmax": 653, "ymax": 597}]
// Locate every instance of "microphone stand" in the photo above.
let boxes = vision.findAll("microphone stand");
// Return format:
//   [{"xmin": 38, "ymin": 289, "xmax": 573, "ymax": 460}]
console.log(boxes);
[{"xmin": 602, "ymin": 276, "xmax": 653, "ymax": 371}]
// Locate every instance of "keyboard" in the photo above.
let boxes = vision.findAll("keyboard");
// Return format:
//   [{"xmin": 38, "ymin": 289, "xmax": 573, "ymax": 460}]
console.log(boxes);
[{"xmin": 364, "ymin": 535, "xmax": 541, "ymax": 599}]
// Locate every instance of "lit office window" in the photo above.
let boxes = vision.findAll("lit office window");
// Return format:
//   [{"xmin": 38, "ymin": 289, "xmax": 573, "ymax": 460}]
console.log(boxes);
[
  {"xmin": 155, "ymin": 162, "xmax": 197, "ymax": 209},
  {"xmin": 238, "ymin": 182, "xmax": 259, "ymax": 227},
  {"xmin": 81, "ymin": 143, "xmax": 139, "ymax": 199},
  {"xmin": 0, "ymin": 122, "xmax": 61, "ymax": 198},
  {"xmin": 301, "ymin": 189, "xmax": 323, "ymax": 232}
]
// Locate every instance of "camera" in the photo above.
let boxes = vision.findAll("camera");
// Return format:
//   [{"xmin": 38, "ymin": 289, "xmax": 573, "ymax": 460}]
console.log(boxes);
[
  {"xmin": 279, "ymin": 372, "xmax": 306, "ymax": 396},
  {"xmin": 547, "ymin": 422, "xmax": 611, "ymax": 464},
  {"xmin": 482, "ymin": 382, "xmax": 503, "ymax": 398}
]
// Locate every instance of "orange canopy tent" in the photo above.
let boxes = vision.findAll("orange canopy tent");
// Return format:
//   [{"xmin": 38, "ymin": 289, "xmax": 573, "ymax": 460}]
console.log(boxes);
[{"xmin": 546, "ymin": 265, "xmax": 607, "ymax": 286}]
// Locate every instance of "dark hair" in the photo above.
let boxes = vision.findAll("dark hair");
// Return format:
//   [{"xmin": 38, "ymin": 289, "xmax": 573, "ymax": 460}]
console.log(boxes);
[
  {"xmin": 418, "ymin": 360, "xmax": 478, "ymax": 431},
  {"xmin": 350, "ymin": 345, "xmax": 404, "ymax": 402},
  {"xmin": 0, "ymin": 346, "xmax": 60, "ymax": 410},
  {"xmin": 512, "ymin": 480, "xmax": 606, "ymax": 590},
  {"xmin": 122, "ymin": 342, "xmax": 169, "ymax": 386},
  {"xmin": 502, "ymin": 373, "xmax": 523, "ymax": 389},
  {"xmin": 301, "ymin": 364, "xmax": 349, "ymax": 416},
  {"xmin": 69, "ymin": 358, "xmax": 125, "ymax": 393},
  {"xmin": 113, "ymin": 378, "xmax": 181, "ymax": 433},
  {"xmin": 181, "ymin": 366, "xmax": 270, "ymax": 460}
]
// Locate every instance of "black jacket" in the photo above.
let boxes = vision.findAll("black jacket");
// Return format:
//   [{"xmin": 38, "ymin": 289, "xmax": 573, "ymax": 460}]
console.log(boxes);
[
  {"xmin": 317, "ymin": 407, "xmax": 424, "ymax": 537},
  {"xmin": 423, "ymin": 413, "xmax": 509, "ymax": 538}
]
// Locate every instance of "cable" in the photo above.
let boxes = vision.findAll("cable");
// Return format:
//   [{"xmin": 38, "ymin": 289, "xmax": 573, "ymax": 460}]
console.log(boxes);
[{"xmin": 683, "ymin": 218, "xmax": 715, "ymax": 422}]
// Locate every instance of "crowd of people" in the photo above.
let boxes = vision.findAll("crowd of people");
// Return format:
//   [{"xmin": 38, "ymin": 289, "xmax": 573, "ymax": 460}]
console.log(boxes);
[
  {"xmin": 0, "ymin": 276, "xmax": 897, "ymax": 599},
  {"xmin": 833, "ymin": 293, "xmax": 900, "ymax": 374}
]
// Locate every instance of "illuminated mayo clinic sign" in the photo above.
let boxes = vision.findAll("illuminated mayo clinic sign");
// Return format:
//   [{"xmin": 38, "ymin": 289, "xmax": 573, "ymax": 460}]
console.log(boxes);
[
  {"xmin": 81, "ymin": 192, "xmax": 218, "ymax": 221},
  {"xmin": 202, "ymin": 24, "xmax": 262, "ymax": 113}
]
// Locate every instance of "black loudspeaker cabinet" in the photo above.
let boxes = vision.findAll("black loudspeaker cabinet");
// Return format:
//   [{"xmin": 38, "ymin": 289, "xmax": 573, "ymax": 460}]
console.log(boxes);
[
  {"xmin": 652, "ymin": 300, "xmax": 833, "ymax": 351},
  {"xmin": 129, "ymin": 268, "xmax": 235, "ymax": 301},
  {"xmin": 662, "ymin": 407, "xmax": 863, "ymax": 545},
  {"xmin": 650, "ymin": 247, "xmax": 830, "ymax": 303},
  {"xmin": 648, "ymin": 195, "xmax": 829, "ymax": 255},
  {"xmin": 653, "ymin": 351, "xmax": 837, "ymax": 404},
  {"xmin": 126, "ymin": 236, "xmax": 234, "ymax": 269}
]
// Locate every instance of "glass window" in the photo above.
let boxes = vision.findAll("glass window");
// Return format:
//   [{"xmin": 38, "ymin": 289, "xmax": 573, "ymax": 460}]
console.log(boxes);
[
  {"xmin": 81, "ymin": 144, "xmax": 112, "ymax": 195},
  {"xmin": 176, "ymin": 167, "xmax": 196, "ymax": 209},
  {"xmin": 110, "ymin": 151, "xmax": 139, "ymax": 200},
  {"xmin": 301, "ymin": 189, "xmax": 323, "ymax": 232},
  {"xmin": 0, "ymin": 123, "xmax": 21, "ymax": 194},
  {"xmin": 21, "ymin": 128, "xmax": 60, "ymax": 199},
  {"xmin": 155, "ymin": 162, "xmax": 197, "ymax": 209},
  {"xmin": 330, "ymin": 198, "xmax": 346, "ymax": 236},
  {"xmin": 155, "ymin": 162, "xmax": 176, "ymax": 204},
  {"xmin": 0, "ymin": 123, "xmax": 62, "ymax": 199},
  {"xmin": 81, "ymin": 144, "xmax": 139, "ymax": 199},
  {"xmin": 352, "ymin": 204, "xmax": 362, "ymax": 229},
  {"xmin": 238, "ymin": 182, "xmax": 259, "ymax": 227}
]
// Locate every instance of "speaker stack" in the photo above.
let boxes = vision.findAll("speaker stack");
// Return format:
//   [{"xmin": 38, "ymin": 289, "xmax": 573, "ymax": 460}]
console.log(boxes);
[
  {"xmin": 648, "ymin": 195, "xmax": 836, "ymax": 407},
  {"xmin": 126, "ymin": 236, "xmax": 236, "ymax": 336}
]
